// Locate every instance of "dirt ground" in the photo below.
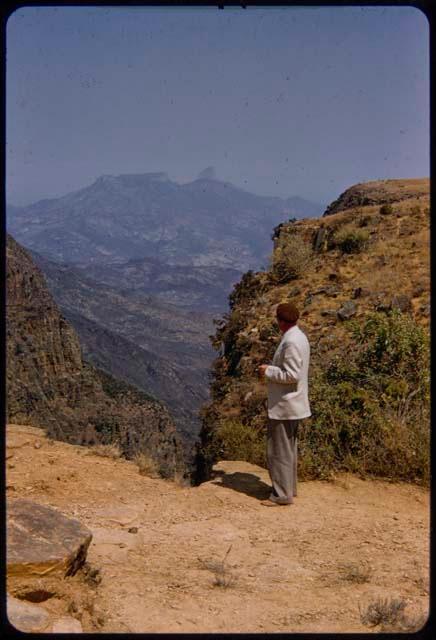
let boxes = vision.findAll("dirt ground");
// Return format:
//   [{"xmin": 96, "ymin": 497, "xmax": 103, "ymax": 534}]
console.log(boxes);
[{"xmin": 6, "ymin": 423, "xmax": 429, "ymax": 633}]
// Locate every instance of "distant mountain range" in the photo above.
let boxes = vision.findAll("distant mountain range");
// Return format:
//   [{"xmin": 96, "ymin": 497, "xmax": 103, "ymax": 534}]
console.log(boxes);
[{"xmin": 7, "ymin": 172, "xmax": 323, "ymax": 272}]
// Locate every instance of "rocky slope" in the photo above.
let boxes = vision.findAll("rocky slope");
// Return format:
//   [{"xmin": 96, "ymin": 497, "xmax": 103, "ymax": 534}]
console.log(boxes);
[
  {"xmin": 7, "ymin": 172, "xmax": 322, "ymax": 271},
  {"xmin": 6, "ymin": 423, "xmax": 429, "ymax": 633},
  {"xmin": 6, "ymin": 234, "xmax": 184, "ymax": 477},
  {"xmin": 196, "ymin": 178, "xmax": 430, "ymax": 482},
  {"xmin": 70, "ymin": 256, "xmax": 242, "ymax": 310},
  {"xmin": 28, "ymin": 249, "xmax": 216, "ymax": 446}
]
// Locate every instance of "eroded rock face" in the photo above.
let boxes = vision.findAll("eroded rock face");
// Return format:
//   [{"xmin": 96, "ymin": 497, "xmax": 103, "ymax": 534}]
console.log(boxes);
[
  {"xmin": 7, "ymin": 499, "xmax": 92, "ymax": 578},
  {"xmin": 6, "ymin": 234, "xmax": 185, "ymax": 477}
]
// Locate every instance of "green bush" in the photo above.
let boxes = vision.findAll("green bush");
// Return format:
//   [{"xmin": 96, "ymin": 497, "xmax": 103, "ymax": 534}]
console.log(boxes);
[
  {"xmin": 331, "ymin": 225, "xmax": 369, "ymax": 254},
  {"xmin": 304, "ymin": 310, "xmax": 429, "ymax": 483},
  {"xmin": 216, "ymin": 419, "xmax": 266, "ymax": 467},
  {"xmin": 270, "ymin": 234, "xmax": 312, "ymax": 283}
]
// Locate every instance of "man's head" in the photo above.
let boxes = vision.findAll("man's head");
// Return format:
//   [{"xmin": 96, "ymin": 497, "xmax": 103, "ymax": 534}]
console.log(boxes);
[{"xmin": 276, "ymin": 302, "xmax": 299, "ymax": 333}]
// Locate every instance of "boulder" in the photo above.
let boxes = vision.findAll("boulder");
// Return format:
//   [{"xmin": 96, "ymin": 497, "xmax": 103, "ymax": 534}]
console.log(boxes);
[
  {"xmin": 7, "ymin": 595, "xmax": 50, "ymax": 632},
  {"xmin": 337, "ymin": 301, "xmax": 357, "ymax": 321},
  {"xmin": 7, "ymin": 499, "xmax": 92, "ymax": 578},
  {"xmin": 352, "ymin": 287, "xmax": 369, "ymax": 299},
  {"xmin": 320, "ymin": 309, "xmax": 337, "ymax": 318},
  {"xmin": 312, "ymin": 227, "xmax": 327, "ymax": 252}
]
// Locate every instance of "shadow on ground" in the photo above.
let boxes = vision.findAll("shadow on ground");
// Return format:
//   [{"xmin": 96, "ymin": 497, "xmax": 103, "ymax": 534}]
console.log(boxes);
[{"xmin": 212, "ymin": 470, "xmax": 271, "ymax": 500}]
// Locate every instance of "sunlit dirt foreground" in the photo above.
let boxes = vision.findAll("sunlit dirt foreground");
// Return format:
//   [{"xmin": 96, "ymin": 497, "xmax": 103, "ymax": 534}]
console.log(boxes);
[{"xmin": 6, "ymin": 423, "xmax": 429, "ymax": 633}]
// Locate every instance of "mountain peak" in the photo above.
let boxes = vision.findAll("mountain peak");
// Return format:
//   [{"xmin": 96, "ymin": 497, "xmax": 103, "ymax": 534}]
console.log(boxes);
[
  {"xmin": 94, "ymin": 172, "xmax": 170, "ymax": 186},
  {"xmin": 197, "ymin": 166, "xmax": 216, "ymax": 180}
]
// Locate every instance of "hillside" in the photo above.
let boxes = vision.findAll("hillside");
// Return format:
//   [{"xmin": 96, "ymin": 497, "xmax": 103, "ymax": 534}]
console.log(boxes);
[
  {"xmin": 7, "ymin": 172, "xmax": 323, "ymax": 272},
  {"xmin": 6, "ymin": 423, "xmax": 429, "ymax": 633},
  {"xmin": 196, "ymin": 178, "xmax": 430, "ymax": 483},
  {"xmin": 6, "ymin": 234, "xmax": 185, "ymax": 477},
  {"xmin": 28, "ymin": 249, "xmax": 217, "ymax": 445}
]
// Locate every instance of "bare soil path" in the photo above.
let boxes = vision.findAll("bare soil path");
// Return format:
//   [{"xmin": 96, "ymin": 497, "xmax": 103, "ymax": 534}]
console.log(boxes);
[{"xmin": 6, "ymin": 424, "xmax": 429, "ymax": 633}]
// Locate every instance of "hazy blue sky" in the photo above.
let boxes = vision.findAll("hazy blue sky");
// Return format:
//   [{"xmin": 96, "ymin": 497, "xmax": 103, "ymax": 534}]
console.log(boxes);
[{"xmin": 7, "ymin": 5, "xmax": 429, "ymax": 207}]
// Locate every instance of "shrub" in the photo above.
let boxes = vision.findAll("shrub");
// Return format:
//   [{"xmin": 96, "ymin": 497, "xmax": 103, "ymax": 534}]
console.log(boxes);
[
  {"xmin": 331, "ymin": 225, "xmax": 369, "ymax": 254},
  {"xmin": 359, "ymin": 596, "xmax": 426, "ymax": 631},
  {"xmin": 304, "ymin": 310, "xmax": 429, "ymax": 484},
  {"xmin": 379, "ymin": 203, "xmax": 393, "ymax": 215},
  {"xmin": 134, "ymin": 452, "xmax": 159, "ymax": 477},
  {"xmin": 90, "ymin": 443, "xmax": 122, "ymax": 459},
  {"xmin": 270, "ymin": 234, "xmax": 312, "ymax": 283},
  {"xmin": 359, "ymin": 597, "xmax": 407, "ymax": 628},
  {"xmin": 338, "ymin": 562, "xmax": 372, "ymax": 584},
  {"xmin": 158, "ymin": 459, "xmax": 175, "ymax": 480},
  {"xmin": 216, "ymin": 419, "xmax": 266, "ymax": 467},
  {"xmin": 358, "ymin": 215, "xmax": 372, "ymax": 227},
  {"xmin": 198, "ymin": 545, "xmax": 236, "ymax": 589}
]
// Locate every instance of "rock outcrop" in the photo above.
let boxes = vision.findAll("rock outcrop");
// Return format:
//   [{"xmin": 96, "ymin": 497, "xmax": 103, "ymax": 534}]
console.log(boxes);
[
  {"xmin": 322, "ymin": 178, "xmax": 429, "ymax": 217},
  {"xmin": 7, "ymin": 499, "xmax": 92, "ymax": 578},
  {"xmin": 6, "ymin": 234, "xmax": 184, "ymax": 477}
]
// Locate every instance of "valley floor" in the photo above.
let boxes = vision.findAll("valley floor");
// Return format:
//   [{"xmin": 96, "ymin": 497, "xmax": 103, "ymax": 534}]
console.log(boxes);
[{"xmin": 6, "ymin": 423, "xmax": 429, "ymax": 633}]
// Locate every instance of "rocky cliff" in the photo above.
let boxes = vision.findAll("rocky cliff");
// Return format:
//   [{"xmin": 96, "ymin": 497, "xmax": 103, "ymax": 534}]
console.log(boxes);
[
  {"xmin": 6, "ymin": 234, "xmax": 184, "ymax": 478},
  {"xmin": 195, "ymin": 178, "xmax": 430, "ymax": 484}
]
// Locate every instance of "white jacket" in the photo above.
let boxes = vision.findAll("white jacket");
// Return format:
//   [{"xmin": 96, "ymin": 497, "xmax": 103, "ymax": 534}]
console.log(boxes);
[{"xmin": 265, "ymin": 324, "xmax": 311, "ymax": 420}]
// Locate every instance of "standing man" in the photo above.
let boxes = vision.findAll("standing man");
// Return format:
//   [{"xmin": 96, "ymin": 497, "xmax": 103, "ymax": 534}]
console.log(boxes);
[{"xmin": 258, "ymin": 302, "xmax": 311, "ymax": 506}]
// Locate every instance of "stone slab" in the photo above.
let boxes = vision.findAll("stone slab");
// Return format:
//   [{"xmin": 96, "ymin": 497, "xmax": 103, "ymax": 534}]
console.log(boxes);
[
  {"xmin": 94, "ymin": 505, "xmax": 140, "ymax": 526},
  {"xmin": 87, "ymin": 526, "xmax": 143, "ymax": 564},
  {"xmin": 52, "ymin": 617, "xmax": 83, "ymax": 633},
  {"xmin": 7, "ymin": 595, "xmax": 50, "ymax": 632},
  {"xmin": 7, "ymin": 499, "xmax": 92, "ymax": 578}
]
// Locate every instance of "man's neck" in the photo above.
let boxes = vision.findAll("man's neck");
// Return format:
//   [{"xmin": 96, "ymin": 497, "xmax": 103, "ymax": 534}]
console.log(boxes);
[{"xmin": 281, "ymin": 322, "xmax": 297, "ymax": 334}]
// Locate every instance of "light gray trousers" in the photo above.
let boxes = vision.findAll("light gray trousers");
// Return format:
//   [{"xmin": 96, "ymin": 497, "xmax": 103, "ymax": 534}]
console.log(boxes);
[{"xmin": 267, "ymin": 419, "xmax": 299, "ymax": 504}]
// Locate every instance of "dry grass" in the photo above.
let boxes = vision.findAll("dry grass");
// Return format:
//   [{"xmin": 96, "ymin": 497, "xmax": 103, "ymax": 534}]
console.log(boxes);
[
  {"xmin": 359, "ymin": 596, "xmax": 427, "ymax": 631},
  {"xmin": 89, "ymin": 443, "xmax": 122, "ymax": 459},
  {"xmin": 359, "ymin": 596, "xmax": 407, "ymax": 628},
  {"xmin": 173, "ymin": 471, "xmax": 191, "ymax": 488},
  {"xmin": 133, "ymin": 452, "xmax": 159, "ymax": 477},
  {"xmin": 338, "ymin": 561, "xmax": 372, "ymax": 584},
  {"xmin": 198, "ymin": 545, "xmax": 237, "ymax": 588}
]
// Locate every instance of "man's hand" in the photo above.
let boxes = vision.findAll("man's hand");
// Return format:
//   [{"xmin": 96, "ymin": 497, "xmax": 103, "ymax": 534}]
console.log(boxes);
[{"xmin": 258, "ymin": 364, "xmax": 269, "ymax": 379}]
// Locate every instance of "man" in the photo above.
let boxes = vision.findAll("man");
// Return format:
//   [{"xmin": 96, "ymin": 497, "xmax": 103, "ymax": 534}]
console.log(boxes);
[{"xmin": 258, "ymin": 302, "xmax": 310, "ymax": 506}]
